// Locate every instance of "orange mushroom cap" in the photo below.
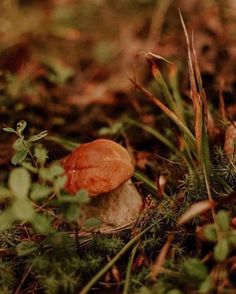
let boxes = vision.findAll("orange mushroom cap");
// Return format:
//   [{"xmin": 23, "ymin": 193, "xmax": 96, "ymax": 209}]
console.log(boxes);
[{"xmin": 61, "ymin": 139, "xmax": 134, "ymax": 196}]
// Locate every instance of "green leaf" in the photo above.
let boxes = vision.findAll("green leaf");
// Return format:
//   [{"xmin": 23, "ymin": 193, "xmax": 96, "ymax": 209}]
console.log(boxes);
[
  {"xmin": 58, "ymin": 190, "xmax": 89, "ymax": 204},
  {"xmin": 28, "ymin": 131, "xmax": 48, "ymax": 142},
  {"xmin": 16, "ymin": 120, "xmax": 27, "ymax": 134},
  {"xmin": 75, "ymin": 189, "xmax": 90, "ymax": 204},
  {"xmin": 54, "ymin": 175, "xmax": 67, "ymax": 192},
  {"xmin": 199, "ymin": 276, "xmax": 212, "ymax": 293},
  {"xmin": 214, "ymin": 239, "xmax": 229, "ymax": 262},
  {"xmin": 11, "ymin": 149, "xmax": 28, "ymax": 165},
  {"xmin": 11, "ymin": 199, "xmax": 35, "ymax": 220},
  {"xmin": 31, "ymin": 214, "xmax": 53, "ymax": 234},
  {"xmin": 0, "ymin": 209, "xmax": 16, "ymax": 231},
  {"xmin": 64, "ymin": 204, "xmax": 80, "ymax": 221},
  {"xmin": 40, "ymin": 164, "xmax": 64, "ymax": 181},
  {"xmin": 0, "ymin": 187, "xmax": 12, "ymax": 200},
  {"xmin": 3, "ymin": 127, "xmax": 16, "ymax": 133},
  {"xmin": 16, "ymin": 241, "xmax": 38, "ymax": 256},
  {"xmin": 9, "ymin": 168, "xmax": 31, "ymax": 198},
  {"xmin": 57, "ymin": 195, "xmax": 74, "ymax": 203},
  {"xmin": 183, "ymin": 258, "xmax": 208, "ymax": 282},
  {"xmin": 227, "ymin": 231, "xmax": 236, "ymax": 246},
  {"xmin": 216, "ymin": 210, "xmax": 230, "ymax": 232},
  {"xmin": 13, "ymin": 137, "xmax": 27, "ymax": 151},
  {"xmin": 34, "ymin": 146, "xmax": 48, "ymax": 166},
  {"xmin": 203, "ymin": 224, "xmax": 217, "ymax": 242},
  {"xmin": 49, "ymin": 164, "xmax": 64, "ymax": 177},
  {"xmin": 30, "ymin": 184, "xmax": 53, "ymax": 201},
  {"xmin": 84, "ymin": 218, "xmax": 102, "ymax": 229},
  {"xmin": 21, "ymin": 162, "xmax": 38, "ymax": 173}
]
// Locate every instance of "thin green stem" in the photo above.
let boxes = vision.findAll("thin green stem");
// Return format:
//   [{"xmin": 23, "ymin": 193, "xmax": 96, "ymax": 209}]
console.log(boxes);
[
  {"xmin": 125, "ymin": 118, "xmax": 189, "ymax": 164},
  {"xmin": 46, "ymin": 135, "xmax": 80, "ymax": 151},
  {"xmin": 129, "ymin": 78, "xmax": 196, "ymax": 153},
  {"xmin": 22, "ymin": 138, "xmax": 39, "ymax": 169},
  {"xmin": 134, "ymin": 170, "xmax": 170, "ymax": 198},
  {"xmin": 134, "ymin": 170, "xmax": 157, "ymax": 194},
  {"xmin": 203, "ymin": 165, "xmax": 221, "ymax": 240},
  {"xmin": 123, "ymin": 242, "xmax": 139, "ymax": 294}
]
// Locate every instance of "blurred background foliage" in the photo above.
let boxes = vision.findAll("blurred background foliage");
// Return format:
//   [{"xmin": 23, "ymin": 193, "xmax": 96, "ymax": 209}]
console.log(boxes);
[{"xmin": 0, "ymin": 0, "xmax": 235, "ymax": 168}]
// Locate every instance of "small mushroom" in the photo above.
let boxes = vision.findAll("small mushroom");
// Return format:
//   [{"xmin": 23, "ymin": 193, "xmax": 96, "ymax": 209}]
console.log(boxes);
[{"xmin": 61, "ymin": 139, "xmax": 143, "ymax": 227}]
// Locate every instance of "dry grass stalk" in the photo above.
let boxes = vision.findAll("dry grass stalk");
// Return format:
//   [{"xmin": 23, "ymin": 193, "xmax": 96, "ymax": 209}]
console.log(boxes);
[
  {"xmin": 224, "ymin": 122, "xmax": 236, "ymax": 157},
  {"xmin": 150, "ymin": 234, "xmax": 174, "ymax": 280}
]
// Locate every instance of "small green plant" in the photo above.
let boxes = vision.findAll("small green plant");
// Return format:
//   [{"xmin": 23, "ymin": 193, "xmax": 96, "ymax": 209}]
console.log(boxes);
[
  {"xmin": 3, "ymin": 120, "xmax": 48, "ymax": 165},
  {"xmin": 0, "ymin": 120, "xmax": 92, "ymax": 233},
  {"xmin": 204, "ymin": 210, "xmax": 236, "ymax": 262},
  {"xmin": 0, "ymin": 166, "xmax": 52, "ymax": 233},
  {"xmin": 42, "ymin": 57, "xmax": 74, "ymax": 85}
]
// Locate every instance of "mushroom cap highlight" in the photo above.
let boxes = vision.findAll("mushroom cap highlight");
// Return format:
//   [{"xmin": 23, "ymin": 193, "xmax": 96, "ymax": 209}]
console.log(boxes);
[{"xmin": 62, "ymin": 139, "xmax": 134, "ymax": 196}]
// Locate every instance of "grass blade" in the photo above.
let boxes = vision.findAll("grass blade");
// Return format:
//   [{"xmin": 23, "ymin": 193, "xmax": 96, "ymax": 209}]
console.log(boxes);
[
  {"xmin": 46, "ymin": 135, "xmax": 79, "ymax": 151},
  {"xmin": 152, "ymin": 62, "xmax": 176, "ymax": 111},
  {"xmin": 179, "ymin": 10, "xmax": 211, "ymax": 174},
  {"xmin": 134, "ymin": 170, "xmax": 157, "ymax": 195},
  {"xmin": 126, "ymin": 117, "xmax": 194, "ymax": 167},
  {"xmin": 129, "ymin": 77, "xmax": 196, "ymax": 154},
  {"xmin": 169, "ymin": 63, "xmax": 186, "ymax": 124},
  {"xmin": 123, "ymin": 242, "xmax": 139, "ymax": 294}
]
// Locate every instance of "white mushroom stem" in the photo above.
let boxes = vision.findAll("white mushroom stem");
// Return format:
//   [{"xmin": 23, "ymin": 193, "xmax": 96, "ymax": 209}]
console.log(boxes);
[{"xmin": 82, "ymin": 180, "xmax": 143, "ymax": 227}]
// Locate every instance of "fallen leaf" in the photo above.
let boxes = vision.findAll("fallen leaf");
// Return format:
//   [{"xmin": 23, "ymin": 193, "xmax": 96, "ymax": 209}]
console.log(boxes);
[{"xmin": 177, "ymin": 200, "xmax": 213, "ymax": 225}]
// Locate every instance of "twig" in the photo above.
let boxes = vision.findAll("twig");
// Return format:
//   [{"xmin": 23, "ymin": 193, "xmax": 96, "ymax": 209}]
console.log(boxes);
[{"xmin": 14, "ymin": 262, "xmax": 34, "ymax": 294}]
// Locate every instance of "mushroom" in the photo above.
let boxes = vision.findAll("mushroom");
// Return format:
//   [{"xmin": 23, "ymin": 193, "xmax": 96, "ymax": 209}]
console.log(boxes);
[{"xmin": 61, "ymin": 139, "xmax": 143, "ymax": 227}]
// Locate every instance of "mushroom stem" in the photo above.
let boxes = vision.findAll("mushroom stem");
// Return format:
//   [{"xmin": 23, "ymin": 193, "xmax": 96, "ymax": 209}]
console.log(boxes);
[{"xmin": 82, "ymin": 180, "xmax": 143, "ymax": 227}]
